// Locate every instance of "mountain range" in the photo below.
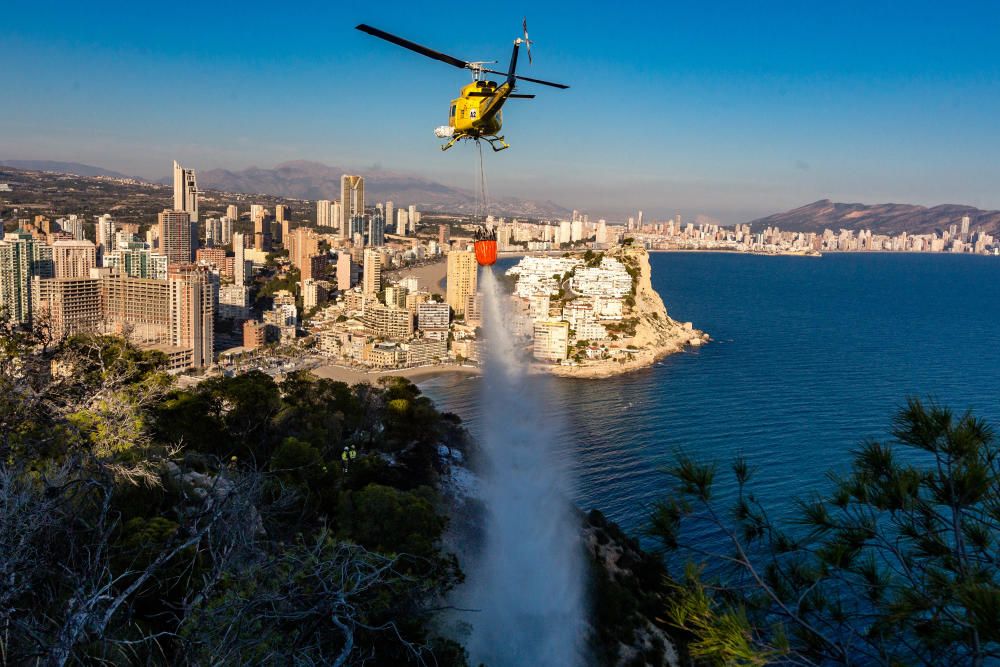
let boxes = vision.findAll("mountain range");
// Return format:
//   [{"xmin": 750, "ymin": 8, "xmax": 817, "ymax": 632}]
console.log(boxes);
[
  {"xmin": 749, "ymin": 199, "xmax": 1000, "ymax": 236},
  {"xmin": 166, "ymin": 160, "xmax": 570, "ymax": 219},
  {"xmin": 0, "ymin": 160, "xmax": 133, "ymax": 180}
]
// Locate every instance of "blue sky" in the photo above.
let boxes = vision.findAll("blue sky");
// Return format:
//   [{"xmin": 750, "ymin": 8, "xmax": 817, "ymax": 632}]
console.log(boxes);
[{"xmin": 3, "ymin": 0, "xmax": 1000, "ymax": 222}]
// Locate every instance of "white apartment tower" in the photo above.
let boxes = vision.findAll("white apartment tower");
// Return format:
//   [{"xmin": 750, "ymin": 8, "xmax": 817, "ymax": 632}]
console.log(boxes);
[
  {"xmin": 232, "ymin": 232, "xmax": 249, "ymax": 286},
  {"xmin": 362, "ymin": 248, "xmax": 382, "ymax": 295},
  {"xmin": 96, "ymin": 214, "xmax": 116, "ymax": 259},
  {"xmin": 172, "ymin": 160, "xmax": 199, "ymax": 222},
  {"xmin": 317, "ymin": 199, "xmax": 332, "ymax": 227}
]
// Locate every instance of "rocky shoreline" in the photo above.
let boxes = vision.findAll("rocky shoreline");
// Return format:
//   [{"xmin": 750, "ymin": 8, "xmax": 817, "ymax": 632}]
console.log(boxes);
[{"xmin": 543, "ymin": 244, "xmax": 709, "ymax": 379}]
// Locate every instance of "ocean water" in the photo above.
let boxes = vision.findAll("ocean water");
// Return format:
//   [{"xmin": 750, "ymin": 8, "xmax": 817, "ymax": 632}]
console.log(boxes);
[{"xmin": 423, "ymin": 252, "xmax": 1000, "ymax": 541}]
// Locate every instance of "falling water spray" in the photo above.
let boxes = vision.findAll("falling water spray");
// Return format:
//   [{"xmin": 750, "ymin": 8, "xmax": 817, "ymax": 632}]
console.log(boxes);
[{"xmin": 461, "ymin": 268, "xmax": 587, "ymax": 666}]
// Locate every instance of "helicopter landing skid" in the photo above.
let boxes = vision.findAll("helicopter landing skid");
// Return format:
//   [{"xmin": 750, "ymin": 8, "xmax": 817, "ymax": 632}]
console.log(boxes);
[{"xmin": 482, "ymin": 135, "xmax": 510, "ymax": 152}]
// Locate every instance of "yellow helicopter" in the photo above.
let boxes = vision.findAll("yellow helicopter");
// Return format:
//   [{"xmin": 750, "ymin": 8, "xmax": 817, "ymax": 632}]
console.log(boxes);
[{"xmin": 356, "ymin": 20, "xmax": 568, "ymax": 152}]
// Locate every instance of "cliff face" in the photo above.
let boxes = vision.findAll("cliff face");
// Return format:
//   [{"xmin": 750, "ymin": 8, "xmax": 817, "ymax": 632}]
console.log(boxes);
[
  {"xmin": 584, "ymin": 510, "xmax": 682, "ymax": 667},
  {"xmin": 549, "ymin": 244, "xmax": 708, "ymax": 379}
]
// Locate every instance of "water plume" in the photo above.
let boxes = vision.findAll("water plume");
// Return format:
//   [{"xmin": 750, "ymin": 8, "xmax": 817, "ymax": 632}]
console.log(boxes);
[{"xmin": 460, "ymin": 268, "xmax": 586, "ymax": 666}]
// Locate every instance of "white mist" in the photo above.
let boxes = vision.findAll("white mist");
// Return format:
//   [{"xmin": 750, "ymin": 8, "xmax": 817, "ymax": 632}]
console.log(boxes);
[{"xmin": 460, "ymin": 268, "xmax": 587, "ymax": 666}]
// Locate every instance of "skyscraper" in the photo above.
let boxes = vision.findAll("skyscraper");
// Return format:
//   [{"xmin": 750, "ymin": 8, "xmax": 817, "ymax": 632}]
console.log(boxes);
[
  {"xmin": 408, "ymin": 204, "xmax": 417, "ymax": 233},
  {"xmin": 317, "ymin": 199, "xmax": 333, "ymax": 227},
  {"xmin": 385, "ymin": 201, "xmax": 394, "ymax": 235},
  {"xmin": 275, "ymin": 205, "xmax": 288, "ymax": 224},
  {"xmin": 340, "ymin": 175, "xmax": 365, "ymax": 240},
  {"xmin": 173, "ymin": 160, "xmax": 199, "ymax": 222},
  {"xmin": 362, "ymin": 248, "xmax": 382, "ymax": 295},
  {"xmin": 336, "ymin": 253, "xmax": 353, "ymax": 291},
  {"xmin": 396, "ymin": 209, "xmax": 409, "ymax": 236},
  {"xmin": 96, "ymin": 214, "xmax": 116, "ymax": 260},
  {"xmin": 221, "ymin": 216, "xmax": 233, "ymax": 245},
  {"xmin": 169, "ymin": 264, "xmax": 215, "ymax": 369},
  {"xmin": 0, "ymin": 230, "xmax": 54, "ymax": 325},
  {"xmin": 446, "ymin": 250, "xmax": 477, "ymax": 317},
  {"xmin": 226, "ymin": 204, "xmax": 238, "ymax": 221},
  {"xmin": 159, "ymin": 209, "xmax": 194, "ymax": 265},
  {"xmin": 961, "ymin": 215, "xmax": 971, "ymax": 240},
  {"xmin": 232, "ymin": 232, "xmax": 249, "ymax": 286},
  {"xmin": 288, "ymin": 227, "xmax": 321, "ymax": 280},
  {"xmin": 367, "ymin": 212, "xmax": 385, "ymax": 247},
  {"xmin": 332, "ymin": 201, "xmax": 343, "ymax": 233}
]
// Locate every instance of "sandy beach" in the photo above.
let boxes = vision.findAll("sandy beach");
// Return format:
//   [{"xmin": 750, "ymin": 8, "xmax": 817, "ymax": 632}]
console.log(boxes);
[{"xmin": 389, "ymin": 259, "xmax": 447, "ymax": 293}]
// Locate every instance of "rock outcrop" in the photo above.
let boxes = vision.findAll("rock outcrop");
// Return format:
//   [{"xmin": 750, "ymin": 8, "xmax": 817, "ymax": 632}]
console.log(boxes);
[{"xmin": 549, "ymin": 244, "xmax": 709, "ymax": 379}]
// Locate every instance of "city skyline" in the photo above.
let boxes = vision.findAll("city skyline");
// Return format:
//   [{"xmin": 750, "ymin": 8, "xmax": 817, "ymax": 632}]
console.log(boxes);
[{"xmin": 4, "ymin": 1, "xmax": 1000, "ymax": 223}]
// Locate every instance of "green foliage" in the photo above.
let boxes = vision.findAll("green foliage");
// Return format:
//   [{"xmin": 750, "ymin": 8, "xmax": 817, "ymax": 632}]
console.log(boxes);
[
  {"xmin": 0, "ymin": 329, "xmax": 466, "ymax": 665},
  {"xmin": 652, "ymin": 399, "xmax": 1000, "ymax": 666},
  {"xmin": 340, "ymin": 483, "xmax": 446, "ymax": 560}
]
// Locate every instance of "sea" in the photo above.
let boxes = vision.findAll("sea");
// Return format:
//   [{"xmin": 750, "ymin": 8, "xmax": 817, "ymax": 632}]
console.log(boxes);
[{"xmin": 422, "ymin": 252, "xmax": 1000, "ymax": 544}]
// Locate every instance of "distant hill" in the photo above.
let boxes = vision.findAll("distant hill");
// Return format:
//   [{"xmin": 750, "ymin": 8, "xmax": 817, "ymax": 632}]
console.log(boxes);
[
  {"xmin": 184, "ymin": 160, "xmax": 570, "ymax": 219},
  {"xmin": 749, "ymin": 199, "xmax": 1000, "ymax": 236},
  {"xmin": 0, "ymin": 160, "xmax": 134, "ymax": 180}
]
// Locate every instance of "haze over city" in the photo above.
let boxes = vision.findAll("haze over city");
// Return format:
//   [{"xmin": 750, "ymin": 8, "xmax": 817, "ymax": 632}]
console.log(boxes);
[{"xmin": 5, "ymin": 0, "xmax": 1000, "ymax": 222}]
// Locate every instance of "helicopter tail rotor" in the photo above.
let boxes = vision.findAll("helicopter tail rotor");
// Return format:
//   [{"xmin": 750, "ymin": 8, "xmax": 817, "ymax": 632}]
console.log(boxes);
[{"xmin": 523, "ymin": 18, "xmax": 533, "ymax": 64}]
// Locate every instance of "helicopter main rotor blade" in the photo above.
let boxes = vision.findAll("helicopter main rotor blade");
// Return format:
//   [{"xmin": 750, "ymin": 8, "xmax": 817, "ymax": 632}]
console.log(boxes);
[
  {"xmin": 355, "ymin": 24, "xmax": 469, "ymax": 69},
  {"xmin": 482, "ymin": 69, "xmax": 569, "ymax": 89}
]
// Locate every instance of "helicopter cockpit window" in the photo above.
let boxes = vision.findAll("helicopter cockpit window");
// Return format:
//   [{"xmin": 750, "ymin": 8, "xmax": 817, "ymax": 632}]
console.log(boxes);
[{"xmin": 450, "ymin": 105, "xmax": 456, "ymax": 118}]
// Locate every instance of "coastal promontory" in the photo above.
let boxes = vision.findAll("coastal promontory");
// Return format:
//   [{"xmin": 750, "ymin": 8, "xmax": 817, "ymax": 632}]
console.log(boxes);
[{"xmin": 506, "ymin": 243, "xmax": 709, "ymax": 379}]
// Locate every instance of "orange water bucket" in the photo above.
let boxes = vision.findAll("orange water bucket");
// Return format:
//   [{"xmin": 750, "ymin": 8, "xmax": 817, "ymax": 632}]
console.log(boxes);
[{"xmin": 474, "ymin": 239, "xmax": 497, "ymax": 266}]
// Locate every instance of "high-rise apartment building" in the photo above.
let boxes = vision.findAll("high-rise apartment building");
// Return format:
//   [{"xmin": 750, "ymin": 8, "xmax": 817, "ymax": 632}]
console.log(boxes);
[
  {"xmin": 51, "ymin": 240, "xmax": 97, "ymax": 278},
  {"xmin": 396, "ymin": 209, "xmax": 408, "ymax": 236},
  {"xmin": 169, "ymin": 264, "xmax": 215, "ymax": 369},
  {"xmin": 362, "ymin": 302, "xmax": 413, "ymax": 340},
  {"xmin": 362, "ymin": 248, "xmax": 382, "ymax": 295},
  {"xmin": 332, "ymin": 201, "xmax": 343, "ymax": 233},
  {"xmin": 416, "ymin": 301, "xmax": 450, "ymax": 341},
  {"xmin": 0, "ymin": 230, "xmax": 54, "ymax": 324},
  {"xmin": 340, "ymin": 175, "xmax": 364, "ymax": 239},
  {"xmin": 385, "ymin": 201, "xmax": 394, "ymax": 235},
  {"xmin": 158, "ymin": 210, "xmax": 194, "ymax": 265},
  {"xmin": 34, "ymin": 277, "xmax": 102, "ymax": 339},
  {"xmin": 226, "ymin": 204, "xmax": 238, "ymax": 221},
  {"xmin": 367, "ymin": 212, "xmax": 385, "ymax": 247},
  {"xmin": 288, "ymin": 227, "xmax": 322, "ymax": 280},
  {"xmin": 336, "ymin": 253, "xmax": 353, "ymax": 290},
  {"xmin": 103, "ymin": 241, "xmax": 168, "ymax": 280},
  {"xmin": 173, "ymin": 160, "xmax": 199, "ymax": 222},
  {"xmin": 96, "ymin": 214, "xmax": 116, "ymax": 259},
  {"xmin": 446, "ymin": 250, "xmax": 477, "ymax": 317},
  {"xmin": 317, "ymin": 200, "xmax": 332, "ymax": 227},
  {"xmin": 232, "ymin": 232, "xmax": 249, "ymax": 286},
  {"xmin": 533, "ymin": 319, "xmax": 569, "ymax": 361},
  {"xmin": 275, "ymin": 205, "xmax": 288, "ymax": 224}
]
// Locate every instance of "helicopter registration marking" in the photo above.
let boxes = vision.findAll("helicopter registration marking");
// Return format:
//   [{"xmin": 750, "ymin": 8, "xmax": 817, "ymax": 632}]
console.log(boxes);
[{"xmin": 470, "ymin": 109, "xmax": 478, "ymax": 119}]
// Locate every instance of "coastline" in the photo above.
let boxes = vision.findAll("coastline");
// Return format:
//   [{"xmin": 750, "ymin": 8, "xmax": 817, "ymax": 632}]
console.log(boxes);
[{"xmin": 534, "ymin": 244, "xmax": 709, "ymax": 379}]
